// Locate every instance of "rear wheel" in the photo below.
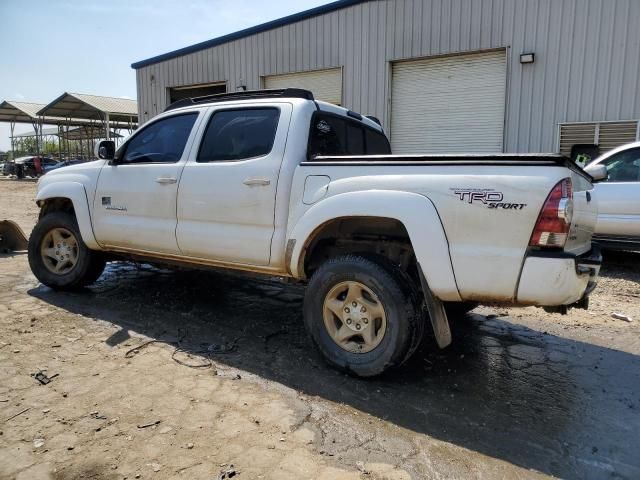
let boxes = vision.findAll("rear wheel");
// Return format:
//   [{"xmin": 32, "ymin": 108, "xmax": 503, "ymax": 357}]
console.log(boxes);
[
  {"xmin": 28, "ymin": 212, "xmax": 105, "ymax": 290},
  {"xmin": 303, "ymin": 255, "xmax": 423, "ymax": 377}
]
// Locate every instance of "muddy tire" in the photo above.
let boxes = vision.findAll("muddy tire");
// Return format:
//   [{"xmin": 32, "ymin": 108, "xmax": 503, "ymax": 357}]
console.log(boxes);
[
  {"xmin": 303, "ymin": 255, "xmax": 423, "ymax": 377},
  {"xmin": 28, "ymin": 212, "xmax": 105, "ymax": 290}
]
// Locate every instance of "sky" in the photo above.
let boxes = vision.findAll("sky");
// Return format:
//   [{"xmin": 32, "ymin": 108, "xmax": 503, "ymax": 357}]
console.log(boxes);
[{"xmin": 0, "ymin": 0, "xmax": 329, "ymax": 151}]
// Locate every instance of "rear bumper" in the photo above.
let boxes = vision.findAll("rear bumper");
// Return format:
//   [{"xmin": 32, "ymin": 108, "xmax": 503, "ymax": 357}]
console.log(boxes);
[{"xmin": 516, "ymin": 245, "xmax": 602, "ymax": 306}]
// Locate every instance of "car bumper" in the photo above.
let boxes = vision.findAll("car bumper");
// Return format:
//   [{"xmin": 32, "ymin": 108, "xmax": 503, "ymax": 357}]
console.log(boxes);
[
  {"xmin": 593, "ymin": 234, "xmax": 640, "ymax": 252},
  {"xmin": 516, "ymin": 245, "xmax": 602, "ymax": 306}
]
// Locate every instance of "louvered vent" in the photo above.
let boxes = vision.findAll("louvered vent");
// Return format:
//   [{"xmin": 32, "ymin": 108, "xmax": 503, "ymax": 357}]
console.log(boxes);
[
  {"xmin": 598, "ymin": 121, "xmax": 638, "ymax": 152},
  {"xmin": 559, "ymin": 120, "xmax": 638, "ymax": 157},
  {"xmin": 559, "ymin": 123, "xmax": 596, "ymax": 157}
]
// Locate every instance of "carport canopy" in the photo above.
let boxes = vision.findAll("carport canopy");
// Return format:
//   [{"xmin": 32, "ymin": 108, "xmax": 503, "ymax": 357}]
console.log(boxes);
[
  {"xmin": 13, "ymin": 127, "xmax": 60, "ymax": 137},
  {"xmin": 0, "ymin": 99, "xmax": 126, "ymax": 128},
  {"xmin": 61, "ymin": 125, "xmax": 124, "ymax": 141},
  {"xmin": 37, "ymin": 92, "xmax": 137, "ymax": 128},
  {"xmin": 0, "ymin": 100, "xmax": 65, "ymax": 125},
  {"xmin": 13, "ymin": 126, "xmax": 123, "ymax": 141}
]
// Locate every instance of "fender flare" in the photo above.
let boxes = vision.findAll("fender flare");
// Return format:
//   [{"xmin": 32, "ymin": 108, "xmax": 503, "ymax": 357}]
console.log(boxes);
[
  {"xmin": 35, "ymin": 182, "xmax": 100, "ymax": 250},
  {"xmin": 287, "ymin": 190, "xmax": 461, "ymax": 302}
]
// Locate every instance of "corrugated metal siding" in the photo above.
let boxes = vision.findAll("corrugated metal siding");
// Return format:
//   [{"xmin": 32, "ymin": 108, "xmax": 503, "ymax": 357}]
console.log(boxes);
[{"xmin": 135, "ymin": 0, "xmax": 640, "ymax": 153}]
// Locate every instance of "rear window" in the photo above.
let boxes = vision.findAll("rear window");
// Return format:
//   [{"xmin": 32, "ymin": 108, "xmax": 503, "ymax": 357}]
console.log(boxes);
[{"xmin": 307, "ymin": 112, "xmax": 391, "ymax": 159}]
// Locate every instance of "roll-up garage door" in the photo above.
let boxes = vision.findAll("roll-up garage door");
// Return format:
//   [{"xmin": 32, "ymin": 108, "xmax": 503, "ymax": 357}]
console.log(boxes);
[
  {"xmin": 168, "ymin": 82, "xmax": 226, "ymax": 103},
  {"xmin": 264, "ymin": 68, "xmax": 342, "ymax": 105},
  {"xmin": 391, "ymin": 50, "xmax": 506, "ymax": 154}
]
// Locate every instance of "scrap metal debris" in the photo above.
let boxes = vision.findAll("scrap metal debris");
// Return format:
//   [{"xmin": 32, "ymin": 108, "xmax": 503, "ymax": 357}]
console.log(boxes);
[
  {"xmin": 137, "ymin": 420, "xmax": 161, "ymax": 429},
  {"xmin": 0, "ymin": 219, "xmax": 28, "ymax": 252},
  {"xmin": 3, "ymin": 408, "xmax": 30, "ymax": 423},
  {"xmin": 611, "ymin": 312, "xmax": 633, "ymax": 322},
  {"xmin": 124, "ymin": 331, "xmax": 241, "ymax": 370},
  {"xmin": 218, "ymin": 465, "xmax": 238, "ymax": 479},
  {"xmin": 32, "ymin": 371, "xmax": 58, "ymax": 385}
]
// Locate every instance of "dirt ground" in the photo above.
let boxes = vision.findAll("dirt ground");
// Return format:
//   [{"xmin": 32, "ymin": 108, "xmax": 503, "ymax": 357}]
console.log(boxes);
[{"xmin": 0, "ymin": 179, "xmax": 639, "ymax": 480}]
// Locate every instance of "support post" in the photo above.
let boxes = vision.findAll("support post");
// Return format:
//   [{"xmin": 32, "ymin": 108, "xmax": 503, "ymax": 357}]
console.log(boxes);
[
  {"xmin": 9, "ymin": 121, "xmax": 15, "ymax": 159},
  {"xmin": 104, "ymin": 112, "xmax": 110, "ymax": 140}
]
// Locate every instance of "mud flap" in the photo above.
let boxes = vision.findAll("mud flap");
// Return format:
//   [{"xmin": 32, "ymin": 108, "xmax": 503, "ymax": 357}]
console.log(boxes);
[
  {"xmin": 0, "ymin": 220, "xmax": 28, "ymax": 252},
  {"xmin": 417, "ymin": 263, "xmax": 452, "ymax": 349}
]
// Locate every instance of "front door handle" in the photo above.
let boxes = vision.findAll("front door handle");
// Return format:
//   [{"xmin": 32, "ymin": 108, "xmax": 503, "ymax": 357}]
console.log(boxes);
[
  {"xmin": 156, "ymin": 177, "xmax": 177, "ymax": 184},
  {"xmin": 243, "ymin": 178, "xmax": 271, "ymax": 186}
]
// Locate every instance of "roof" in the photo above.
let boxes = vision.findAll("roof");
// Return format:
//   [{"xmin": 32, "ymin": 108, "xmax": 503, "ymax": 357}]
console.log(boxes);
[
  {"xmin": 0, "ymin": 100, "xmax": 63, "ymax": 124},
  {"xmin": 13, "ymin": 125, "xmax": 123, "ymax": 140},
  {"xmin": 61, "ymin": 125, "xmax": 124, "ymax": 141},
  {"xmin": 37, "ymin": 93, "xmax": 138, "ymax": 124},
  {"xmin": 13, "ymin": 127, "xmax": 60, "ymax": 138},
  {"xmin": 131, "ymin": 0, "xmax": 369, "ymax": 69},
  {"xmin": 0, "ymin": 98, "xmax": 137, "ymax": 128}
]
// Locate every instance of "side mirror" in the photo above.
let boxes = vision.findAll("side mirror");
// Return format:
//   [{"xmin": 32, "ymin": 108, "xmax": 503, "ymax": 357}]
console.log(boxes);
[
  {"xmin": 584, "ymin": 164, "xmax": 608, "ymax": 182},
  {"xmin": 95, "ymin": 140, "xmax": 115, "ymax": 161}
]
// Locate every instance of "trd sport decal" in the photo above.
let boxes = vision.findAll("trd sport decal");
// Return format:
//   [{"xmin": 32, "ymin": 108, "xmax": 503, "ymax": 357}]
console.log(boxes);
[{"xmin": 451, "ymin": 188, "xmax": 527, "ymax": 210}]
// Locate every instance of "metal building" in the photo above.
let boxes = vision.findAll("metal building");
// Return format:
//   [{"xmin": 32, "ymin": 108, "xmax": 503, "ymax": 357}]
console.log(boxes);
[{"xmin": 132, "ymin": 0, "xmax": 640, "ymax": 155}]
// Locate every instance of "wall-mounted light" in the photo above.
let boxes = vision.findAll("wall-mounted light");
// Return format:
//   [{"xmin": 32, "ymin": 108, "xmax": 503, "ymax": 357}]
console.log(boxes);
[
  {"xmin": 520, "ymin": 53, "xmax": 535, "ymax": 64},
  {"xmin": 236, "ymin": 85, "xmax": 247, "ymax": 92}
]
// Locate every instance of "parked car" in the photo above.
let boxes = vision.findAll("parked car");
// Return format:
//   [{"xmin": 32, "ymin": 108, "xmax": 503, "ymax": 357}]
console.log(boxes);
[
  {"xmin": 28, "ymin": 89, "xmax": 602, "ymax": 377},
  {"xmin": 584, "ymin": 141, "xmax": 640, "ymax": 251},
  {"xmin": 42, "ymin": 159, "xmax": 85, "ymax": 174},
  {"xmin": 3, "ymin": 160, "xmax": 15, "ymax": 176},
  {"xmin": 13, "ymin": 156, "xmax": 58, "ymax": 178}
]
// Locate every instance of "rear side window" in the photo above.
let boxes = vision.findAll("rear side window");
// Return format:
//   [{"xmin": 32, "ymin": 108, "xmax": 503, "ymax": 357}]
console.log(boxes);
[
  {"xmin": 122, "ymin": 113, "xmax": 197, "ymax": 164},
  {"xmin": 307, "ymin": 112, "xmax": 391, "ymax": 158},
  {"xmin": 198, "ymin": 108, "xmax": 280, "ymax": 162},
  {"xmin": 366, "ymin": 129, "xmax": 391, "ymax": 155}
]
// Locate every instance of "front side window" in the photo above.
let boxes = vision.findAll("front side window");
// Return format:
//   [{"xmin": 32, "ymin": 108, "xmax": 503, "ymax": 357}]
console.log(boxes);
[
  {"xmin": 197, "ymin": 108, "xmax": 280, "ymax": 162},
  {"xmin": 307, "ymin": 112, "xmax": 391, "ymax": 158},
  {"xmin": 602, "ymin": 148, "xmax": 640, "ymax": 182},
  {"xmin": 121, "ymin": 113, "xmax": 198, "ymax": 164}
]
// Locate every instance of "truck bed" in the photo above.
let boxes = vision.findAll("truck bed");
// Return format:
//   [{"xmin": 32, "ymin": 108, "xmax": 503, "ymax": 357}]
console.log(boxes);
[
  {"xmin": 304, "ymin": 153, "xmax": 592, "ymax": 179},
  {"xmin": 291, "ymin": 152, "xmax": 597, "ymax": 303}
]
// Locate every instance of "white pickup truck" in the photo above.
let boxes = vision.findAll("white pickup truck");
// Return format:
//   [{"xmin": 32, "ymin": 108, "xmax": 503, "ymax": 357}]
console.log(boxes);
[{"xmin": 28, "ymin": 89, "xmax": 602, "ymax": 376}]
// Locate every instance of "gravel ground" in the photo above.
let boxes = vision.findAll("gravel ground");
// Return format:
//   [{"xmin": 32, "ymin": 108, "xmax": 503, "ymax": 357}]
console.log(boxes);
[{"xmin": 0, "ymin": 178, "xmax": 639, "ymax": 480}]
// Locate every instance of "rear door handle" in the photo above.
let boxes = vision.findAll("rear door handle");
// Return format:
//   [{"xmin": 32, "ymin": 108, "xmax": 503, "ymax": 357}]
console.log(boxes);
[
  {"xmin": 156, "ymin": 177, "xmax": 177, "ymax": 184},
  {"xmin": 243, "ymin": 178, "xmax": 271, "ymax": 186}
]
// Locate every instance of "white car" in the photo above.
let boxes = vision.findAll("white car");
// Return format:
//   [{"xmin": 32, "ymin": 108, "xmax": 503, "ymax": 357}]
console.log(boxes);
[
  {"xmin": 585, "ymin": 141, "xmax": 640, "ymax": 251},
  {"xmin": 28, "ymin": 88, "xmax": 602, "ymax": 376}
]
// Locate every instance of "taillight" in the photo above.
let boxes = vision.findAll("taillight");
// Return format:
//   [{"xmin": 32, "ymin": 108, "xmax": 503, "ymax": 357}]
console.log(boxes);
[{"xmin": 529, "ymin": 178, "xmax": 573, "ymax": 248}]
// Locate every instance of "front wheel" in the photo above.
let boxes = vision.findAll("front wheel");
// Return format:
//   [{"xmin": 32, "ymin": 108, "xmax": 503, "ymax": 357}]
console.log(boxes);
[
  {"xmin": 303, "ymin": 255, "xmax": 423, "ymax": 377},
  {"xmin": 28, "ymin": 212, "xmax": 106, "ymax": 290}
]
